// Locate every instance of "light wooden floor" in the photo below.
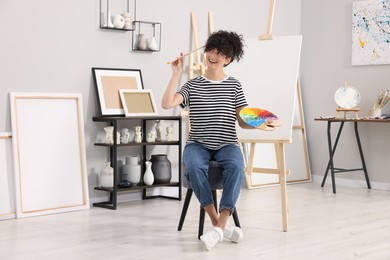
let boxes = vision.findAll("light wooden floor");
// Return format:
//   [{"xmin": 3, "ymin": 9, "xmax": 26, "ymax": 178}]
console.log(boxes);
[{"xmin": 1, "ymin": 182, "xmax": 389, "ymax": 260}]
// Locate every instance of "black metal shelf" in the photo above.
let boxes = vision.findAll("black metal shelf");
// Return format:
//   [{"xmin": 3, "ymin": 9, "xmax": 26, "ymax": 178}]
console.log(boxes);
[{"xmin": 93, "ymin": 115, "xmax": 182, "ymax": 210}]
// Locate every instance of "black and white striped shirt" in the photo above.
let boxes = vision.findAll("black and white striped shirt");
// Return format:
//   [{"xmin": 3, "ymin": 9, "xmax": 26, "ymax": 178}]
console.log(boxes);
[{"xmin": 178, "ymin": 75, "xmax": 247, "ymax": 150}]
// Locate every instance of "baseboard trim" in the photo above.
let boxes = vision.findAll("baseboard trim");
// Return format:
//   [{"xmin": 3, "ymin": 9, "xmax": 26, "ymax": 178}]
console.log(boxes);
[{"xmin": 312, "ymin": 175, "xmax": 390, "ymax": 191}]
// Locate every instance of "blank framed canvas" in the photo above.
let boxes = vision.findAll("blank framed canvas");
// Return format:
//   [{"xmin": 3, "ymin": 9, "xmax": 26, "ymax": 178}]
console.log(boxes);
[
  {"xmin": 10, "ymin": 93, "xmax": 89, "ymax": 218},
  {"xmin": 0, "ymin": 132, "xmax": 15, "ymax": 220}
]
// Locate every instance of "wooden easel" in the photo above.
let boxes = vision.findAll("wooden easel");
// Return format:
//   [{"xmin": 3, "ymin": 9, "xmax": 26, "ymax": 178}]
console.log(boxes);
[
  {"xmin": 239, "ymin": 0, "xmax": 310, "ymax": 232},
  {"xmin": 188, "ymin": 12, "xmax": 212, "ymax": 79},
  {"xmin": 336, "ymin": 107, "xmax": 359, "ymax": 119},
  {"xmin": 181, "ymin": 12, "xmax": 213, "ymax": 120}
]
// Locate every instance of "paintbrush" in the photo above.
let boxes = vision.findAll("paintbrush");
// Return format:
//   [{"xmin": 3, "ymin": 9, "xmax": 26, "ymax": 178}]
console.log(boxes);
[{"xmin": 166, "ymin": 46, "xmax": 205, "ymax": 64}]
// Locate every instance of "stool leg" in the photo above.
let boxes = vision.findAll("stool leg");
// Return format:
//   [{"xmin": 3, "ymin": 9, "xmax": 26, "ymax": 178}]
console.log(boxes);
[
  {"xmin": 178, "ymin": 189, "xmax": 193, "ymax": 231},
  {"xmin": 198, "ymin": 207, "xmax": 205, "ymax": 239},
  {"xmin": 232, "ymin": 208, "xmax": 241, "ymax": 228},
  {"xmin": 212, "ymin": 190, "xmax": 218, "ymax": 212}
]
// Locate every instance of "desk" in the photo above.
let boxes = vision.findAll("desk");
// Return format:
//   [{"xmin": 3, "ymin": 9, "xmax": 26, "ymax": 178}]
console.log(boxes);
[{"xmin": 314, "ymin": 118, "xmax": 390, "ymax": 193}]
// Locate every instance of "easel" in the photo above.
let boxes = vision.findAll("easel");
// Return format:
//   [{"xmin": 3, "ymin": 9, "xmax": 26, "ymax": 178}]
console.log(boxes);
[
  {"xmin": 188, "ymin": 12, "xmax": 212, "ymax": 79},
  {"xmin": 336, "ymin": 107, "xmax": 359, "ymax": 119},
  {"xmin": 181, "ymin": 12, "xmax": 213, "ymax": 120},
  {"xmin": 239, "ymin": 0, "xmax": 310, "ymax": 232}
]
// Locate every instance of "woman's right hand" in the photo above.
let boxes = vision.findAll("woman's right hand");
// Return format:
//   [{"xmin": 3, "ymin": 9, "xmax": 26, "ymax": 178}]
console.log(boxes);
[{"xmin": 171, "ymin": 53, "xmax": 184, "ymax": 74}]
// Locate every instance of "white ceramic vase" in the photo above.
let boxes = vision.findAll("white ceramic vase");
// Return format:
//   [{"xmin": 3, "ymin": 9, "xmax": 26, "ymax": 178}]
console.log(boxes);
[
  {"xmin": 143, "ymin": 161, "xmax": 154, "ymax": 185},
  {"xmin": 137, "ymin": 34, "xmax": 147, "ymax": 50},
  {"xmin": 121, "ymin": 156, "xmax": 141, "ymax": 185},
  {"xmin": 104, "ymin": 126, "xmax": 114, "ymax": 144},
  {"xmin": 100, "ymin": 162, "xmax": 114, "ymax": 188},
  {"xmin": 148, "ymin": 36, "xmax": 158, "ymax": 51},
  {"xmin": 107, "ymin": 10, "xmax": 114, "ymax": 28}
]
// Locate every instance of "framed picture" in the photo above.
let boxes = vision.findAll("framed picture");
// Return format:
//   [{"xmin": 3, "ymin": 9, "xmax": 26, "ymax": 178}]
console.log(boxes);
[
  {"xmin": 10, "ymin": 92, "xmax": 89, "ymax": 218},
  {"xmin": 119, "ymin": 89, "xmax": 158, "ymax": 116},
  {"xmin": 92, "ymin": 67, "xmax": 144, "ymax": 116},
  {"xmin": 352, "ymin": 0, "xmax": 390, "ymax": 65}
]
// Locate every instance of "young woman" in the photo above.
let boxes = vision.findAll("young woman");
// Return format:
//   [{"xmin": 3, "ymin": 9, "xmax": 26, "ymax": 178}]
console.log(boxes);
[{"xmin": 162, "ymin": 30, "xmax": 247, "ymax": 251}]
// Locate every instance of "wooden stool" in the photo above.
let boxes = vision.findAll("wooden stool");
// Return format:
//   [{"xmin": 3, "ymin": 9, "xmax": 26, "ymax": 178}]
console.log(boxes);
[{"xmin": 177, "ymin": 160, "xmax": 241, "ymax": 239}]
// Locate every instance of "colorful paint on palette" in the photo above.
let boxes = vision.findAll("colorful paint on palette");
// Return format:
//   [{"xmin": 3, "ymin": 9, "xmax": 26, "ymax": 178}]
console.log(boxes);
[{"xmin": 239, "ymin": 107, "xmax": 281, "ymax": 131}]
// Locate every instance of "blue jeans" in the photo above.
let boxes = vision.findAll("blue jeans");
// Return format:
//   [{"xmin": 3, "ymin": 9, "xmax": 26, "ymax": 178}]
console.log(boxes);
[{"xmin": 183, "ymin": 142, "xmax": 244, "ymax": 214}]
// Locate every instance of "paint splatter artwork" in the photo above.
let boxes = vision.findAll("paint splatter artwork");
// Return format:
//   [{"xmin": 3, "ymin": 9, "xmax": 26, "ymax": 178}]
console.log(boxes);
[
  {"xmin": 239, "ymin": 108, "xmax": 281, "ymax": 131},
  {"xmin": 352, "ymin": 0, "xmax": 390, "ymax": 65}
]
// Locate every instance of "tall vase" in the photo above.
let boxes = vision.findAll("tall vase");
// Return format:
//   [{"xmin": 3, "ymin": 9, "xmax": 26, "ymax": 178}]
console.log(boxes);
[
  {"xmin": 143, "ymin": 161, "xmax": 154, "ymax": 185},
  {"xmin": 121, "ymin": 156, "xmax": 141, "ymax": 185},
  {"xmin": 150, "ymin": 154, "xmax": 171, "ymax": 184},
  {"xmin": 100, "ymin": 162, "xmax": 114, "ymax": 188},
  {"xmin": 107, "ymin": 10, "xmax": 114, "ymax": 28}
]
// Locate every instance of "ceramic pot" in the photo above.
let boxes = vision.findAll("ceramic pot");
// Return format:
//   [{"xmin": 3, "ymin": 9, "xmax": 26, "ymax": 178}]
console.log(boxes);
[
  {"xmin": 148, "ymin": 36, "xmax": 158, "ymax": 51},
  {"xmin": 100, "ymin": 162, "xmax": 114, "ymax": 188},
  {"xmin": 369, "ymin": 108, "xmax": 382, "ymax": 118},
  {"xmin": 104, "ymin": 126, "xmax": 114, "ymax": 144},
  {"xmin": 113, "ymin": 14, "xmax": 125, "ymax": 29},
  {"xmin": 143, "ymin": 161, "xmax": 154, "ymax": 185},
  {"xmin": 121, "ymin": 156, "xmax": 141, "ymax": 185},
  {"xmin": 137, "ymin": 34, "xmax": 147, "ymax": 50},
  {"xmin": 150, "ymin": 154, "xmax": 171, "ymax": 184}
]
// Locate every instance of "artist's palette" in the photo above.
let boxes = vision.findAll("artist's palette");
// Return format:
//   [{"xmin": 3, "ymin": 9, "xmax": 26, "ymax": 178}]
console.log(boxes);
[{"xmin": 239, "ymin": 107, "xmax": 281, "ymax": 131}]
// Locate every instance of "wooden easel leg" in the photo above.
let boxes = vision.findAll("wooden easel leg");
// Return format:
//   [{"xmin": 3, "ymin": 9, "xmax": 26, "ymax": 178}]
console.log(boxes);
[{"xmin": 275, "ymin": 142, "xmax": 288, "ymax": 232}]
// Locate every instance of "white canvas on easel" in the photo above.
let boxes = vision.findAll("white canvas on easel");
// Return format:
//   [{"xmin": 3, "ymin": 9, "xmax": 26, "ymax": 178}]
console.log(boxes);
[{"xmin": 244, "ymin": 83, "xmax": 311, "ymax": 187}]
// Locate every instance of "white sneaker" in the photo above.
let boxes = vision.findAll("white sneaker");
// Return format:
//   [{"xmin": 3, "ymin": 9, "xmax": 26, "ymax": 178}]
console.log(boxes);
[
  {"xmin": 200, "ymin": 227, "xmax": 223, "ymax": 251},
  {"xmin": 223, "ymin": 222, "xmax": 243, "ymax": 243}
]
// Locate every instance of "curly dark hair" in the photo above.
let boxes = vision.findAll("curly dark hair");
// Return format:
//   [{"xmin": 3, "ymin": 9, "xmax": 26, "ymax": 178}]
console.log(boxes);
[{"xmin": 204, "ymin": 30, "xmax": 245, "ymax": 66}]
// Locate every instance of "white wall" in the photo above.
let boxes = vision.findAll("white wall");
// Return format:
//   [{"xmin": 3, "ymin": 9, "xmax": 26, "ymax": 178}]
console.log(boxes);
[
  {"xmin": 301, "ymin": 0, "xmax": 390, "ymax": 188},
  {"xmin": 0, "ymin": 0, "xmax": 301, "ymax": 201}
]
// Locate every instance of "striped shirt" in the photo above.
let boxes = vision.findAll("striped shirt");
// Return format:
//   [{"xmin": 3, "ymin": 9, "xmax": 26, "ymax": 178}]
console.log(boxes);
[{"xmin": 178, "ymin": 75, "xmax": 247, "ymax": 150}]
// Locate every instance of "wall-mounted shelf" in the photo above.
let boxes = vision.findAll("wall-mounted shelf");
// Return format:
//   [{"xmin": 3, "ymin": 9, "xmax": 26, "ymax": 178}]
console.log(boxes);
[
  {"xmin": 100, "ymin": 0, "xmax": 137, "ymax": 31},
  {"xmin": 132, "ymin": 21, "xmax": 162, "ymax": 52}
]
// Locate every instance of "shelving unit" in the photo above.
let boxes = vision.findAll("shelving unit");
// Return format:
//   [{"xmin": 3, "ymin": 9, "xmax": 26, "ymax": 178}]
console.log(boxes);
[
  {"xmin": 132, "ymin": 21, "xmax": 162, "ymax": 51},
  {"xmin": 93, "ymin": 115, "xmax": 182, "ymax": 210},
  {"xmin": 99, "ymin": 0, "xmax": 136, "ymax": 31}
]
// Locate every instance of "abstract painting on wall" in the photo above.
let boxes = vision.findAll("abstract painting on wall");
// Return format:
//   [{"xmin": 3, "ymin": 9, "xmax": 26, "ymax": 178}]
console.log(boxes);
[{"xmin": 352, "ymin": 0, "xmax": 390, "ymax": 65}]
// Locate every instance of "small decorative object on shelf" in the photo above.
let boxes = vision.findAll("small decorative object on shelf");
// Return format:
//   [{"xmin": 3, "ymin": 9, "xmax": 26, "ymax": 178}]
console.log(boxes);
[
  {"xmin": 150, "ymin": 154, "xmax": 171, "ymax": 184},
  {"xmin": 123, "ymin": 12, "xmax": 132, "ymax": 29},
  {"xmin": 155, "ymin": 120, "xmax": 162, "ymax": 141},
  {"xmin": 113, "ymin": 14, "xmax": 125, "ymax": 29},
  {"xmin": 134, "ymin": 125, "xmax": 142, "ymax": 143},
  {"xmin": 166, "ymin": 126, "xmax": 173, "ymax": 141},
  {"xmin": 121, "ymin": 156, "xmax": 141, "ymax": 185},
  {"xmin": 104, "ymin": 126, "xmax": 114, "ymax": 144},
  {"xmin": 143, "ymin": 161, "xmax": 154, "ymax": 185},
  {"xmin": 100, "ymin": 162, "xmax": 114, "ymax": 188},
  {"xmin": 146, "ymin": 131, "xmax": 156, "ymax": 142},
  {"xmin": 137, "ymin": 34, "xmax": 147, "ymax": 50},
  {"xmin": 100, "ymin": 0, "xmax": 135, "ymax": 31},
  {"xmin": 148, "ymin": 36, "xmax": 158, "ymax": 51},
  {"xmin": 102, "ymin": 10, "xmax": 115, "ymax": 28},
  {"xmin": 120, "ymin": 128, "xmax": 130, "ymax": 144},
  {"xmin": 132, "ymin": 21, "xmax": 161, "ymax": 51}
]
